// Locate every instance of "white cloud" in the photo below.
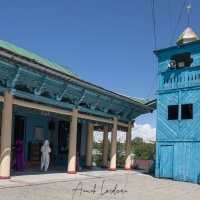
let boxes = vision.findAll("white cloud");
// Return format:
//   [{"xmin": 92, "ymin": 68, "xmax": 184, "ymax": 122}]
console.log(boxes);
[
  {"xmin": 93, "ymin": 123, "xmax": 156, "ymax": 143},
  {"xmin": 132, "ymin": 123, "xmax": 156, "ymax": 143}
]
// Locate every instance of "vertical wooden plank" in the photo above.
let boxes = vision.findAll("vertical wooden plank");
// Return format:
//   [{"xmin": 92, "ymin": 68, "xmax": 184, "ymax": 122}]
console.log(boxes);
[{"xmin": 159, "ymin": 145, "xmax": 173, "ymax": 179}]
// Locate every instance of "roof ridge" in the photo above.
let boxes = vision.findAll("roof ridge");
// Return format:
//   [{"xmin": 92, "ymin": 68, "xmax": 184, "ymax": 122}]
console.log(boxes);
[{"xmin": 0, "ymin": 39, "xmax": 82, "ymax": 79}]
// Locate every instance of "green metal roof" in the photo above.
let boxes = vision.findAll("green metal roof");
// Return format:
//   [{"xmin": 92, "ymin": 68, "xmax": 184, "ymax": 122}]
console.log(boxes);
[
  {"xmin": 0, "ymin": 39, "xmax": 82, "ymax": 79},
  {"xmin": 129, "ymin": 97, "xmax": 149, "ymax": 104},
  {"xmin": 126, "ymin": 96, "xmax": 156, "ymax": 109},
  {"xmin": 0, "ymin": 39, "xmax": 156, "ymax": 111}
]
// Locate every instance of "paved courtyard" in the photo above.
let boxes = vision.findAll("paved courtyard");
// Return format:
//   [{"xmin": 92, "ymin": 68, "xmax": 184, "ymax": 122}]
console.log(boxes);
[{"xmin": 0, "ymin": 167, "xmax": 199, "ymax": 200}]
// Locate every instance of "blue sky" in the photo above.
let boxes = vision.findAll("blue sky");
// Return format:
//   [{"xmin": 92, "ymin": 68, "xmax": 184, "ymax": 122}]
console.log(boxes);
[{"xmin": 1, "ymin": 0, "xmax": 199, "ymax": 140}]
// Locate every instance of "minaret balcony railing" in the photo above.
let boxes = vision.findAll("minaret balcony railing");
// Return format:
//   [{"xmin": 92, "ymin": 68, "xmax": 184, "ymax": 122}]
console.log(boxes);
[{"xmin": 160, "ymin": 69, "xmax": 200, "ymax": 90}]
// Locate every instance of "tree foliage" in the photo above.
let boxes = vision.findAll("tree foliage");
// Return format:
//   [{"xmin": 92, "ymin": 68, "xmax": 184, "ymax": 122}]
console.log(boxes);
[
  {"xmin": 92, "ymin": 137, "xmax": 156, "ymax": 168},
  {"xmin": 131, "ymin": 137, "xmax": 156, "ymax": 160}
]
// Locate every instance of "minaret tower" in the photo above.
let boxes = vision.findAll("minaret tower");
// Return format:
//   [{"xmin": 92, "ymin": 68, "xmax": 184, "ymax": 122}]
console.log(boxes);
[{"xmin": 154, "ymin": 4, "xmax": 200, "ymax": 184}]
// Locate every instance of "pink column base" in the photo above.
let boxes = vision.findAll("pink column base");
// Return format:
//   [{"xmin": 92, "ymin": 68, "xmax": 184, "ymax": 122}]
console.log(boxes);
[
  {"xmin": 0, "ymin": 176, "xmax": 10, "ymax": 179},
  {"xmin": 67, "ymin": 171, "xmax": 77, "ymax": 174},
  {"xmin": 124, "ymin": 168, "xmax": 131, "ymax": 170},
  {"xmin": 108, "ymin": 168, "xmax": 116, "ymax": 171}
]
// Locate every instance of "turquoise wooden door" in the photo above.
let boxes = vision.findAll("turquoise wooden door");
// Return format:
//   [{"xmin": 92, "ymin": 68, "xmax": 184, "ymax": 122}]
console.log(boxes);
[{"xmin": 160, "ymin": 145, "xmax": 174, "ymax": 179}]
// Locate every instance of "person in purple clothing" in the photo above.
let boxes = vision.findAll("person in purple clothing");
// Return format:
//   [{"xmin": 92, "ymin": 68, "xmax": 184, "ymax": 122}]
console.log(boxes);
[{"xmin": 13, "ymin": 140, "xmax": 24, "ymax": 171}]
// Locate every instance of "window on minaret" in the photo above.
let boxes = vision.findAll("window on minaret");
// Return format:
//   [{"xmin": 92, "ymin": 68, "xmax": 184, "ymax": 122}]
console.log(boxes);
[
  {"xmin": 181, "ymin": 104, "xmax": 193, "ymax": 119},
  {"xmin": 170, "ymin": 52, "xmax": 193, "ymax": 69},
  {"xmin": 168, "ymin": 105, "xmax": 178, "ymax": 120}
]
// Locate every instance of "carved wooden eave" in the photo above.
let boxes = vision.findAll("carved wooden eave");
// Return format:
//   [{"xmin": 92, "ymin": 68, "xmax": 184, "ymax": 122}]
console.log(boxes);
[{"xmin": 0, "ymin": 45, "xmax": 155, "ymax": 128}]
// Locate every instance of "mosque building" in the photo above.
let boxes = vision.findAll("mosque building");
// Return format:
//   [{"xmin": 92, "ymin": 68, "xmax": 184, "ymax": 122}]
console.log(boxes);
[{"xmin": 0, "ymin": 39, "xmax": 156, "ymax": 179}]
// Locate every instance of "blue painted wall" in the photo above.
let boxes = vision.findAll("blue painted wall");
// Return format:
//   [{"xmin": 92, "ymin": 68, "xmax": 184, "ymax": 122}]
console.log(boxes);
[
  {"xmin": 12, "ymin": 113, "xmax": 52, "ymax": 160},
  {"xmin": 156, "ymin": 142, "xmax": 200, "ymax": 183},
  {"xmin": 155, "ymin": 40, "xmax": 200, "ymax": 184},
  {"xmin": 9, "ymin": 112, "xmax": 87, "ymax": 168}
]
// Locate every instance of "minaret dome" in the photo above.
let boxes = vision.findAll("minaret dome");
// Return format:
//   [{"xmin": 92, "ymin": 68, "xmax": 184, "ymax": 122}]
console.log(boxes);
[{"xmin": 176, "ymin": 27, "xmax": 199, "ymax": 45}]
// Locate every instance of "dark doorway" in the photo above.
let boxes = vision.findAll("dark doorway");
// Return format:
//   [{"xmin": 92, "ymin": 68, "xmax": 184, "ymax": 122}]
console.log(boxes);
[
  {"xmin": 57, "ymin": 121, "xmax": 82, "ymax": 155},
  {"xmin": 13, "ymin": 115, "xmax": 26, "ymax": 160},
  {"xmin": 14, "ymin": 115, "xmax": 26, "ymax": 143}
]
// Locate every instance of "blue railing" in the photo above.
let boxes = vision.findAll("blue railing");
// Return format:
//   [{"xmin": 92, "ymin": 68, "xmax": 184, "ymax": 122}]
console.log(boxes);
[{"xmin": 160, "ymin": 69, "xmax": 200, "ymax": 90}]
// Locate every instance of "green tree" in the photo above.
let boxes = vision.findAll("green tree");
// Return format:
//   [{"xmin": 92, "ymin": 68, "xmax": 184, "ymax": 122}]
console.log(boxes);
[
  {"xmin": 92, "ymin": 137, "xmax": 156, "ymax": 168},
  {"xmin": 131, "ymin": 137, "xmax": 156, "ymax": 160}
]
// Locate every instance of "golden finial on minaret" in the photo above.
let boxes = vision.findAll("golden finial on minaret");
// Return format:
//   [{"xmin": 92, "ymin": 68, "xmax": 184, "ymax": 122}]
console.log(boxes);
[
  {"xmin": 187, "ymin": 3, "xmax": 191, "ymax": 27},
  {"xmin": 176, "ymin": 3, "xmax": 199, "ymax": 45}
]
